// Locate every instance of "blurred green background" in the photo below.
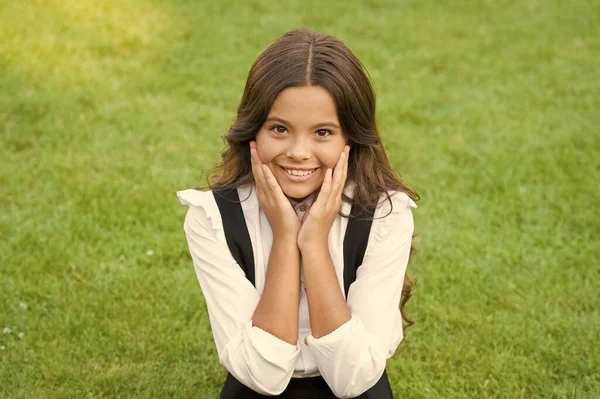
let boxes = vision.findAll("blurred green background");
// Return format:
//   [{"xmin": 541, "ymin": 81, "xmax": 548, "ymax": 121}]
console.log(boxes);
[{"xmin": 1, "ymin": 0, "xmax": 598, "ymax": 397}]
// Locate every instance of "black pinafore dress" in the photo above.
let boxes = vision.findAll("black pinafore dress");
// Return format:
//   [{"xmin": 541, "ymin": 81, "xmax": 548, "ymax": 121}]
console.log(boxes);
[{"xmin": 213, "ymin": 189, "xmax": 394, "ymax": 399}]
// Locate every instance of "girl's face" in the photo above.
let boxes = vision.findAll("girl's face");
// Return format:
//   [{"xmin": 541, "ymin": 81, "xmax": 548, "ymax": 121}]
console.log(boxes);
[{"xmin": 255, "ymin": 85, "xmax": 348, "ymax": 201}]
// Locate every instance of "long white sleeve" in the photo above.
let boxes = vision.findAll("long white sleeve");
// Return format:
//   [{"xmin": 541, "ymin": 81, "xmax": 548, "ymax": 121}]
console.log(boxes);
[
  {"xmin": 178, "ymin": 189, "xmax": 300, "ymax": 395},
  {"xmin": 306, "ymin": 191, "xmax": 416, "ymax": 398}
]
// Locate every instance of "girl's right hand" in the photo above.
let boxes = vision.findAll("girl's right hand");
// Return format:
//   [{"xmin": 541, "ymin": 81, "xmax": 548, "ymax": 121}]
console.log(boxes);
[{"xmin": 250, "ymin": 141, "xmax": 301, "ymax": 241}]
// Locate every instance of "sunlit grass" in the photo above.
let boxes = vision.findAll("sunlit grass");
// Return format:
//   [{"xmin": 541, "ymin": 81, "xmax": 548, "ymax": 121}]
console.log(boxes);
[{"xmin": 0, "ymin": 0, "xmax": 174, "ymax": 85}]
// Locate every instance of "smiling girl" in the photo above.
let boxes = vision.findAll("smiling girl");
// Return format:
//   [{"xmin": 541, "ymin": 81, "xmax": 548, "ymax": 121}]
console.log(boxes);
[{"xmin": 177, "ymin": 29, "xmax": 418, "ymax": 398}]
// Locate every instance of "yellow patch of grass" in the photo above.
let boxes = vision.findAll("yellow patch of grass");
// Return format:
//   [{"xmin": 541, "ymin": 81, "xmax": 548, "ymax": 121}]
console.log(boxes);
[{"xmin": 0, "ymin": 0, "xmax": 177, "ymax": 86}]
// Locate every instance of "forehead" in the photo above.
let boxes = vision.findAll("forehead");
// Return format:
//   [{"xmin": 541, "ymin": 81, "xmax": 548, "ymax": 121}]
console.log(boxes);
[{"xmin": 268, "ymin": 86, "xmax": 339, "ymax": 123}]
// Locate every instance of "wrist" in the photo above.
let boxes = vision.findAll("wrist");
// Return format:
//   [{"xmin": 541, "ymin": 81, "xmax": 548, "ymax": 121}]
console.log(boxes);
[
  {"xmin": 298, "ymin": 236, "xmax": 329, "ymax": 253},
  {"xmin": 273, "ymin": 234, "xmax": 300, "ymax": 249}
]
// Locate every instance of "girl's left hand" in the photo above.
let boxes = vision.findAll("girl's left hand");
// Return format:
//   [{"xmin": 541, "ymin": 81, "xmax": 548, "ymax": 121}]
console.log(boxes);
[{"xmin": 297, "ymin": 145, "xmax": 350, "ymax": 251}]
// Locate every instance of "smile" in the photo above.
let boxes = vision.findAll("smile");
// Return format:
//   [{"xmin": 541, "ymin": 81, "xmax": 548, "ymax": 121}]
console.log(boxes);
[
  {"xmin": 285, "ymin": 168, "xmax": 317, "ymax": 176},
  {"xmin": 278, "ymin": 166, "xmax": 319, "ymax": 182}
]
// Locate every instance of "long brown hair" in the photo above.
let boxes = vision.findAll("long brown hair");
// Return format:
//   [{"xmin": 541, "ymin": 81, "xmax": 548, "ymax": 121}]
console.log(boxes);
[{"xmin": 206, "ymin": 29, "xmax": 419, "ymax": 329}]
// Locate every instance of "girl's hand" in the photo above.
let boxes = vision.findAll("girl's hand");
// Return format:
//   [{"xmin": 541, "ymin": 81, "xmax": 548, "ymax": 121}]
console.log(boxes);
[
  {"xmin": 297, "ymin": 145, "xmax": 350, "ymax": 251},
  {"xmin": 250, "ymin": 141, "xmax": 301, "ymax": 241}
]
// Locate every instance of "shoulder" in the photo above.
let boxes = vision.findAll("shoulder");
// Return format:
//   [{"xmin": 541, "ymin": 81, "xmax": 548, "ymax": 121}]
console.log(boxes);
[
  {"xmin": 177, "ymin": 188, "xmax": 216, "ymax": 207},
  {"xmin": 370, "ymin": 190, "xmax": 417, "ymax": 244},
  {"xmin": 176, "ymin": 185, "xmax": 258, "ymax": 238},
  {"xmin": 373, "ymin": 190, "xmax": 417, "ymax": 219},
  {"xmin": 343, "ymin": 182, "xmax": 416, "ymax": 217},
  {"xmin": 176, "ymin": 188, "xmax": 222, "ymax": 237},
  {"xmin": 342, "ymin": 182, "xmax": 417, "ymax": 243}
]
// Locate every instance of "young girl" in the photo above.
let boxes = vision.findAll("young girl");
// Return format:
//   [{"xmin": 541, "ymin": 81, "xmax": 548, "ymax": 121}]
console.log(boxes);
[{"xmin": 177, "ymin": 29, "xmax": 418, "ymax": 399}]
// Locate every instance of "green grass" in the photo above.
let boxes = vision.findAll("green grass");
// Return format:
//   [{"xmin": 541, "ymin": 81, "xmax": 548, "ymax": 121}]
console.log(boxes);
[{"xmin": 1, "ymin": 0, "xmax": 599, "ymax": 397}]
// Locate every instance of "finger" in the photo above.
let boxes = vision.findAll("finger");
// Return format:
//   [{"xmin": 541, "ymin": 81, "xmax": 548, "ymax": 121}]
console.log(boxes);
[
  {"xmin": 249, "ymin": 141, "xmax": 257, "ymax": 165},
  {"xmin": 250, "ymin": 145, "xmax": 266, "ymax": 186},
  {"xmin": 250, "ymin": 142, "xmax": 262, "ymax": 166},
  {"xmin": 337, "ymin": 145, "xmax": 350, "ymax": 199},
  {"xmin": 315, "ymin": 168, "xmax": 333, "ymax": 207},
  {"xmin": 262, "ymin": 164, "xmax": 283, "ymax": 194},
  {"xmin": 252, "ymin": 152, "xmax": 266, "ymax": 186},
  {"xmin": 250, "ymin": 141, "xmax": 263, "ymax": 163},
  {"xmin": 328, "ymin": 150, "xmax": 346, "ymax": 208}
]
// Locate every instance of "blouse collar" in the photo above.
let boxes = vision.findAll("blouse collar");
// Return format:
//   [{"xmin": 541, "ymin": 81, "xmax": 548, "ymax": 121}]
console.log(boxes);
[{"xmin": 288, "ymin": 192, "xmax": 316, "ymax": 213}]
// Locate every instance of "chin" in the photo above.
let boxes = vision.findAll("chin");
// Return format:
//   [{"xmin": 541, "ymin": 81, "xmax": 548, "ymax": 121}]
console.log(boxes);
[
  {"xmin": 280, "ymin": 182, "xmax": 320, "ymax": 201},
  {"xmin": 282, "ymin": 187, "xmax": 312, "ymax": 200}
]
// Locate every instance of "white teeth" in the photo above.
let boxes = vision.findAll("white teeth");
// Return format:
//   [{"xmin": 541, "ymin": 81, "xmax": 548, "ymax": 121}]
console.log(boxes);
[{"xmin": 285, "ymin": 168, "xmax": 316, "ymax": 177}]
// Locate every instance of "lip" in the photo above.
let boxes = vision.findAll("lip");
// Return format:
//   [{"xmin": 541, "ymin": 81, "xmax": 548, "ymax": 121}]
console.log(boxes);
[
  {"xmin": 278, "ymin": 166, "xmax": 320, "ymax": 183},
  {"xmin": 279, "ymin": 166, "xmax": 320, "ymax": 171}
]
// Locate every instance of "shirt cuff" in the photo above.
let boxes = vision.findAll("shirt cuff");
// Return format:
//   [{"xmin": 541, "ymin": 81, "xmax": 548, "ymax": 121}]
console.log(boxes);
[
  {"xmin": 305, "ymin": 315, "xmax": 357, "ymax": 348},
  {"xmin": 246, "ymin": 321, "xmax": 300, "ymax": 362},
  {"xmin": 304, "ymin": 315, "xmax": 386, "ymax": 397},
  {"xmin": 220, "ymin": 320, "xmax": 301, "ymax": 396}
]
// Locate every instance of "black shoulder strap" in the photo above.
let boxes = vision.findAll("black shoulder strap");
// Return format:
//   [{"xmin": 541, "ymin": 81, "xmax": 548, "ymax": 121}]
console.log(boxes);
[
  {"xmin": 213, "ymin": 188, "xmax": 374, "ymax": 298},
  {"xmin": 343, "ymin": 206, "xmax": 375, "ymax": 298},
  {"xmin": 212, "ymin": 189, "xmax": 256, "ymax": 286}
]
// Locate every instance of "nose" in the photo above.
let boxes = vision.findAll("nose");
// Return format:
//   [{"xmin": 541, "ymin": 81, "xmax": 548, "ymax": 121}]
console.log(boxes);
[{"xmin": 285, "ymin": 136, "xmax": 311, "ymax": 161}]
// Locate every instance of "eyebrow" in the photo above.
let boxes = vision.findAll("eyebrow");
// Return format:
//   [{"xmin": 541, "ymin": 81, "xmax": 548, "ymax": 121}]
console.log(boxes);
[{"xmin": 265, "ymin": 116, "xmax": 341, "ymax": 130}]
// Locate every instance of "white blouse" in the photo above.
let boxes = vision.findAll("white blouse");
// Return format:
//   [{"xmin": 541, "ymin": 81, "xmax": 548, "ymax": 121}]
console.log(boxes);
[{"xmin": 177, "ymin": 183, "xmax": 417, "ymax": 397}]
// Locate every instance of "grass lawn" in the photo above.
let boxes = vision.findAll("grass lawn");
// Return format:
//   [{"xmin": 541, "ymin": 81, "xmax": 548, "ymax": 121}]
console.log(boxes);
[{"xmin": 1, "ymin": 0, "xmax": 598, "ymax": 397}]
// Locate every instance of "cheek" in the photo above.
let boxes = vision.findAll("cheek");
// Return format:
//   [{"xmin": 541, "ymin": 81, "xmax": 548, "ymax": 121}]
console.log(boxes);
[
  {"xmin": 256, "ymin": 148, "xmax": 274, "ymax": 164},
  {"xmin": 322, "ymin": 155, "xmax": 340, "ymax": 169},
  {"xmin": 255, "ymin": 131, "xmax": 277, "ymax": 164},
  {"xmin": 314, "ymin": 147, "xmax": 344, "ymax": 169}
]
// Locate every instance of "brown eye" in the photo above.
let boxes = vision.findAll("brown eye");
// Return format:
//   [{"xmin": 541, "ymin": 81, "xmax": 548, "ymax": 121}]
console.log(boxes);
[
  {"xmin": 273, "ymin": 125, "xmax": 287, "ymax": 134},
  {"xmin": 315, "ymin": 129, "xmax": 332, "ymax": 138}
]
